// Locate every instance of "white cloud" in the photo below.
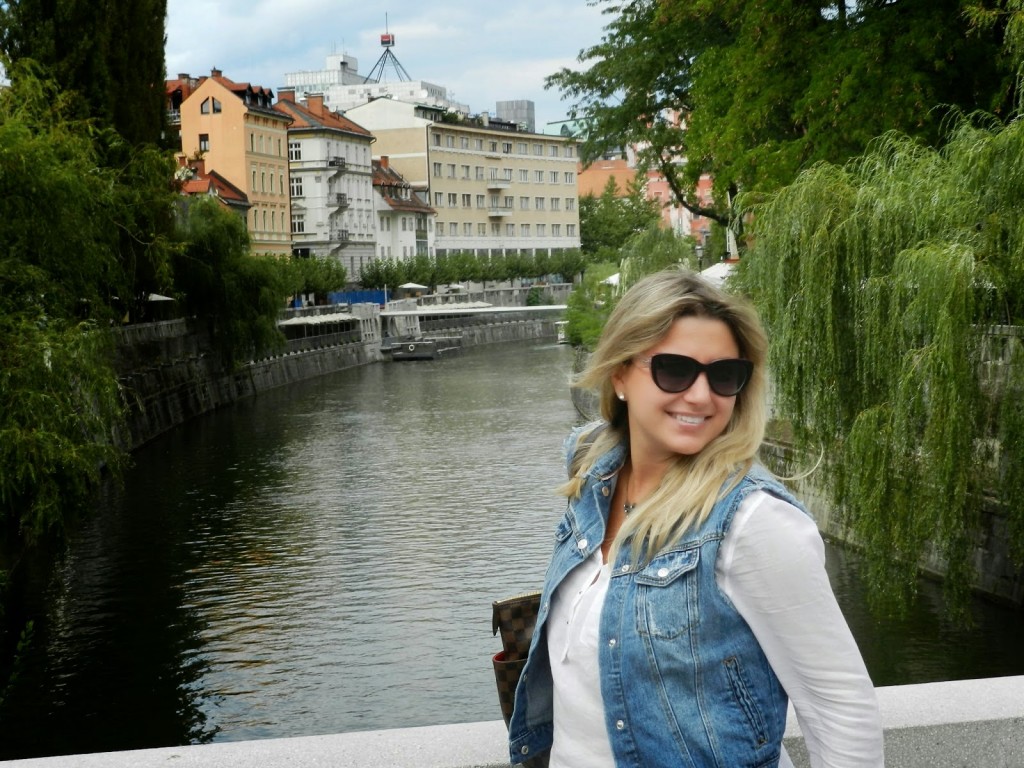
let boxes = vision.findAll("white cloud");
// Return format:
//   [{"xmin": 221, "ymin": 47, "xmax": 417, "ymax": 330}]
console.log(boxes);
[{"xmin": 165, "ymin": 0, "xmax": 606, "ymax": 125}]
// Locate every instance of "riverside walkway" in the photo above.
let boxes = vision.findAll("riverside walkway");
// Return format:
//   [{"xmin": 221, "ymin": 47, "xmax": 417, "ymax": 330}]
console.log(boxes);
[{"xmin": 4, "ymin": 675, "xmax": 1022, "ymax": 767}]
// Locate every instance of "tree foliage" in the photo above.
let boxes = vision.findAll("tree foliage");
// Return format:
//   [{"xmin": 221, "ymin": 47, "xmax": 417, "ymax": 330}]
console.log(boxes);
[
  {"xmin": 734, "ymin": 115, "xmax": 1024, "ymax": 617},
  {"xmin": 357, "ymin": 249, "xmax": 587, "ymax": 291},
  {"xmin": 172, "ymin": 198, "xmax": 286, "ymax": 367},
  {"xmin": 579, "ymin": 175, "xmax": 662, "ymax": 255},
  {"xmin": 0, "ymin": 0, "xmax": 168, "ymax": 146},
  {"xmin": 547, "ymin": 0, "xmax": 1015, "ymax": 227}
]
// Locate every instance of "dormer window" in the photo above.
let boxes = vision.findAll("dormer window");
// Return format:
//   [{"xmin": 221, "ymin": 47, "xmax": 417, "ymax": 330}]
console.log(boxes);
[{"xmin": 200, "ymin": 97, "xmax": 222, "ymax": 114}]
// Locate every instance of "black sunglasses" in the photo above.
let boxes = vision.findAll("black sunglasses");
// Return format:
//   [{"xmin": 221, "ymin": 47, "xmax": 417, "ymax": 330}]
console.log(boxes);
[{"xmin": 635, "ymin": 354, "xmax": 753, "ymax": 397}]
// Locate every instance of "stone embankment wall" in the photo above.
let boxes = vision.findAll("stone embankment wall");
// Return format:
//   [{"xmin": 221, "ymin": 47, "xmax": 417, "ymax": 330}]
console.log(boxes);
[{"xmin": 112, "ymin": 312, "xmax": 559, "ymax": 451}]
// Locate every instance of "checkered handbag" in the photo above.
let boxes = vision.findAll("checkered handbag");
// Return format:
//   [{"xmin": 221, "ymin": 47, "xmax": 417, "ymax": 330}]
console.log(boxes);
[{"xmin": 491, "ymin": 590, "xmax": 541, "ymax": 727}]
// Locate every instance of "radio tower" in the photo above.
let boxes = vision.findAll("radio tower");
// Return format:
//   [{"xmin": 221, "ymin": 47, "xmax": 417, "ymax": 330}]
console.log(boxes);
[{"xmin": 366, "ymin": 15, "xmax": 412, "ymax": 83}]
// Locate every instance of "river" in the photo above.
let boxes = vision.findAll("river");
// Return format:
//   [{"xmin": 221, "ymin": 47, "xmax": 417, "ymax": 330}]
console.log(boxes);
[{"xmin": 2, "ymin": 340, "xmax": 1023, "ymax": 760}]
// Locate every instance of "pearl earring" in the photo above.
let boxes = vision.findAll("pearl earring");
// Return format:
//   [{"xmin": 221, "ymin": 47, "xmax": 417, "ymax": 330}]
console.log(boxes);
[{"xmin": 617, "ymin": 392, "xmax": 626, "ymax": 401}]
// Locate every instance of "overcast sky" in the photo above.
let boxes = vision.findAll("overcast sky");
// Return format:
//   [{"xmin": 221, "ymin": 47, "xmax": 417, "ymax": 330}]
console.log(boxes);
[{"xmin": 165, "ymin": 0, "xmax": 609, "ymax": 128}]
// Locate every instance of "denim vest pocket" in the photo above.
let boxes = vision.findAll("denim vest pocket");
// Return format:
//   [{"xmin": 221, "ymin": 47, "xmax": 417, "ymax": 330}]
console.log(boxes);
[
  {"xmin": 722, "ymin": 655, "xmax": 772, "ymax": 752},
  {"xmin": 633, "ymin": 547, "xmax": 700, "ymax": 639}
]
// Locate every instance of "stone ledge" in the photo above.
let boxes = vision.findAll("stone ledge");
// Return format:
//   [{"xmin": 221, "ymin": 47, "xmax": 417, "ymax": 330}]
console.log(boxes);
[{"xmin": 5, "ymin": 676, "xmax": 1023, "ymax": 767}]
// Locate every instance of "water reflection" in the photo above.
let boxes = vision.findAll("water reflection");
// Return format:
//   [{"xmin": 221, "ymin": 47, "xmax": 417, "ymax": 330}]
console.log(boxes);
[{"xmin": 1, "ymin": 341, "xmax": 1022, "ymax": 760}]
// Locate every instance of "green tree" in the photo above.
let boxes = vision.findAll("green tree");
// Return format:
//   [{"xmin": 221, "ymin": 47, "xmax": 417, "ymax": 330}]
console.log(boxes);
[
  {"xmin": 735, "ymin": 115, "xmax": 1024, "ymax": 618},
  {"xmin": 548, "ymin": 0, "xmax": 1014, "ymax": 226},
  {"xmin": 0, "ymin": 0, "xmax": 168, "ymax": 146},
  {"xmin": 579, "ymin": 176, "xmax": 661, "ymax": 255},
  {"xmin": 172, "ymin": 197, "xmax": 286, "ymax": 368}
]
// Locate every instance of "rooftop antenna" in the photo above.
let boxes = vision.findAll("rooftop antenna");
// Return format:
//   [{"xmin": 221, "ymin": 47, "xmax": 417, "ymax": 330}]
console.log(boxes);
[{"xmin": 366, "ymin": 14, "xmax": 412, "ymax": 83}]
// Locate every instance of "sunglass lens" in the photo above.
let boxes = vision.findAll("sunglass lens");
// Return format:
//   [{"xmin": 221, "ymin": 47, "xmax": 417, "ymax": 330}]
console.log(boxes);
[
  {"xmin": 707, "ymin": 360, "xmax": 750, "ymax": 396},
  {"xmin": 650, "ymin": 355, "xmax": 697, "ymax": 392}
]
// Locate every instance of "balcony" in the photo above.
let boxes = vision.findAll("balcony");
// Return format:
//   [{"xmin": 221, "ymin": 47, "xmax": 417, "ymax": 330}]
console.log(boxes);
[
  {"xmin": 328, "ymin": 157, "xmax": 347, "ymax": 169},
  {"xmin": 486, "ymin": 178, "xmax": 510, "ymax": 190},
  {"xmin": 487, "ymin": 207, "xmax": 513, "ymax": 217},
  {"xmin": 333, "ymin": 193, "xmax": 349, "ymax": 208},
  {"xmin": 332, "ymin": 230, "xmax": 352, "ymax": 246}
]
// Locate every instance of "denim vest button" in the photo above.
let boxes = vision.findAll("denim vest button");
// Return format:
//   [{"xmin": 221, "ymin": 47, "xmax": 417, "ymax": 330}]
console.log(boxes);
[
  {"xmin": 657, "ymin": 567, "xmax": 669, "ymax": 578},
  {"xmin": 521, "ymin": 746, "xmax": 530, "ymax": 755},
  {"xmin": 578, "ymin": 539, "xmax": 588, "ymax": 550},
  {"xmin": 616, "ymin": 719, "xmax": 625, "ymax": 730},
  {"xmin": 601, "ymin": 486, "xmax": 610, "ymax": 496},
  {"xmin": 620, "ymin": 564, "xmax": 630, "ymax": 573},
  {"xmin": 608, "ymin": 638, "xmax": 617, "ymax": 648}
]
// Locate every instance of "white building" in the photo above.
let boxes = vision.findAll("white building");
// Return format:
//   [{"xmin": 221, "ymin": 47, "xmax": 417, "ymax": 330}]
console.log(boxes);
[
  {"xmin": 274, "ymin": 89, "xmax": 376, "ymax": 280},
  {"xmin": 283, "ymin": 53, "xmax": 470, "ymax": 115},
  {"xmin": 373, "ymin": 156, "xmax": 436, "ymax": 260}
]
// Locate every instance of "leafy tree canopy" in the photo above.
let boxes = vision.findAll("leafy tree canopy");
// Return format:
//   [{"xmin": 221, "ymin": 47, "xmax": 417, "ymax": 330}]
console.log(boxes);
[
  {"xmin": 579, "ymin": 175, "xmax": 662, "ymax": 255},
  {"xmin": 547, "ymin": 0, "xmax": 1014, "ymax": 226},
  {"xmin": 734, "ymin": 112, "xmax": 1024, "ymax": 618}
]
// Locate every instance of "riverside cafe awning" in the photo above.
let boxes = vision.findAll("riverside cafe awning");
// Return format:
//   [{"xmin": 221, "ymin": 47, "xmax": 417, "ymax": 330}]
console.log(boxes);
[{"xmin": 277, "ymin": 311, "xmax": 358, "ymax": 340}]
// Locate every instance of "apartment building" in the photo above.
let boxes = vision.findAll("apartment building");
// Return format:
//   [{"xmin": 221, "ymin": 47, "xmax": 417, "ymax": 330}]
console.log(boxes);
[
  {"xmin": 345, "ymin": 98, "xmax": 581, "ymax": 258},
  {"xmin": 373, "ymin": 156, "xmax": 436, "ymax": 260},
  {"xmin": 175, "ymin": 69, "xmax": 292, "ymax": 255},
  {"xmin": 274, "ymin": 89, "xmax": 375, "ymax": 279}
]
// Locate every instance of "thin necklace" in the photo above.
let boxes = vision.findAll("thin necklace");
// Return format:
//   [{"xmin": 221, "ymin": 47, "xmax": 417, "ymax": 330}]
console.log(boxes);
[{"xmin": 623, "ymin": 466, "xmax": 636, "ymax": 515}]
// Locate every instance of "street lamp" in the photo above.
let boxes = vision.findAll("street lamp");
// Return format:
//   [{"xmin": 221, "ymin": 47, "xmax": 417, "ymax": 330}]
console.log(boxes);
[{"xmin": 694, "ymin": 244, "xmax": 704, "ymax": 272}]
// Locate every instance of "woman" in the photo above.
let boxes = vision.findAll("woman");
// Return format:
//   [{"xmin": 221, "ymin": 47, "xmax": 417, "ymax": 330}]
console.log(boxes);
[{"xmin": 509, "ymin": 270, "xmax": 883, "ymax": 767}]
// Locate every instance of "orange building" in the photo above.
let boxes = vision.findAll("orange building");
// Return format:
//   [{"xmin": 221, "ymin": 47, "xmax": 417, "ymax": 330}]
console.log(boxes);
[{"xmin": 175, "ymin": 69, "xmax": 293, "ymax": 255}]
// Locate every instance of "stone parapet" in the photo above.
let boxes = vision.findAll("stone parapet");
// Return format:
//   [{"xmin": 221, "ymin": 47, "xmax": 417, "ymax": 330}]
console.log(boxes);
[{"xmin": 4, "ymin": 676, "xmax": 1023, "ymax": 767}]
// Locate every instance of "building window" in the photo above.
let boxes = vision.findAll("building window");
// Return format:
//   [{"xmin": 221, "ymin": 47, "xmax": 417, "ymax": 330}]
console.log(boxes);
[
  {"xmin": 199, "ymin": 133, "xmax": 209, "ymax": 151},
  {"xmin": 521, "ymin": 223, "xmax": 531, "ymax": 237},
  {"xmin": 502, "ymin": 142, "xmax": 512, "ymax": 154},
  {"xmin": 461, "ymin": 193, "xmax": 471, "ymax": 207},
  {"xmin": 566, "ymin": 197, "xmax": 576, "ymax": 211},
  {"xmin": 567, "ymin": 224, "xmax": 576, "ymax": 237},
  {"xmin": 433, "ymin": 133, "xmax": 442, "ymax": 146},
  {"xmin": 537, "ymin": 223, "xmax": 546, "ymax": 236},
  {"xmin": 447, "ymin": 164, "xmax": 456, "ymax": 178},
  {"xmin": 449, "ymin": 222, "xmax": 458, "ymax": 236},
  {"xmin": 474, "ymin": 138, "xmax": 484, "ymax": 150},
  {"xmin": 475, "ymin": 166, "xmax": 485, "ymax": 180},
  {"xmin": 289, "ymin": 176, "xmax": 303, "ymax": 197},
  {"xmin": 535, "ymin": 197, "xmax": 545, "ymax": 210},
  {"xmin": 566, "ymin": 145, "xmax": 575, "ymax": 158},
  {"xmin": 463, "ymin": 222, "xmax": 472, "ymax": 235},
  {"xmin": 549, "ymin": 145, "xmax": 559, "ymax": 157},
  {"xmin": 519, "ymin": 169, "xmax": 529, "ymax": 182},
  {"xmin": 289, "ymin": 141, "xmax": 301, "ymax": 161},
  {"xmin": 504, "ymin": 195, "xmax": 514, "ymax": 208},
  {"xmin": 517, "ymin": 142, "xmax": 528, "ymax": 154},
  {"xmin": 435, "ymin": 192, "xmax": 444, "ymax": 206},
  {"xmin": 550, "ymin": 171, "xmax": 559, "ymax": 183},
  {"xmin": 448, "ymin": 193, "xmax": 458, "ymax": 206},
  {"xmin": 551, "ymin": 198, "xmax": 560, "ymax": 211},
  {"xmin": 476, "ymin": 194, "xmax": 486, "ymax": 208},
  {"xmin": 520, "ymin": 197, "xmax": 530, "ymax": 210},
  {"xmin": 478, "ymin": 223, "xmax": 487, "ymax": 235},
  {"xmin": 552, "ymin": 223, "xmax": 561, "ymax": 236},
  {"xmin": 491, "ymin": 222, "xmax": 500, "ymax": 235},
  {"xmin": 564, "ymin": 171, "xmax": 576, "ymax": 183},
  {"xmin": 446, "ymin": 135, "xmax": 455, "ymax": 147},
  {"xmin": 433, "ymin": 162, "xmax": 442, "ymax": 177},
  {"xmin": 201, "ymin": 98, "xmax": 210, "ymax": 114},
  {"xmin": 503, "ymin": 168, "xmax": 513, "ymax": 181},
  {"xmin": 261, "ymin": 171, "xmax": 266, "ymax": 192},
  {"xmin": 489, "ymin": 141, "xmax": 498, "ymax": 152},
  {"xmin": 533, "ymin": 143, "xmax": 543, "ymax": 156},
  {"xmin": 461, "ymin": 165, "xmax": 471, "ymax": 179},
  {"xmin": 201, "ymin": 97, "xmax": 221, "ymax": 114},
  {"xmin": 460, "ymin": 136, "xmax": 470, "ymax": 149},
  {"xmin": 506, "ymin": 223, "xmax": 515, "ymax": 236},
  {"xmin": 533, "ymin": 170, "xmax": 543, "ymax": 183}
]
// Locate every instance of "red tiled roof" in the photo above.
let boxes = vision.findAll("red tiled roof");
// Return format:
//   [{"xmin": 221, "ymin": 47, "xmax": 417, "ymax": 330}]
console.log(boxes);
[{"xmin": 273, "ymin": 97, "xmax": 372, "ymax": 138}]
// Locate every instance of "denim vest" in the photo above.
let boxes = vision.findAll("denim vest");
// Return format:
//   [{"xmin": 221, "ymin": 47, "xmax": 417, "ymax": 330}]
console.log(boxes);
[{"xmin": 509, "ymin": 428, "xmax": 807, "ymax": 768}]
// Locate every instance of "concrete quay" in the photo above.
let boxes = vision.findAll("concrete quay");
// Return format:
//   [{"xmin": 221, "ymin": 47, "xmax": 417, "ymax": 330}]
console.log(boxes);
[{"xmin": 4, "ymin": 675, "xmax": 1022, "ymax": 767}]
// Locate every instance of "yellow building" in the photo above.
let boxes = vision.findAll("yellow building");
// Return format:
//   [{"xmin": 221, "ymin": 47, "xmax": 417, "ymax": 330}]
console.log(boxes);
[
  {"xmin": 177, "ymin": 69, "xmax": 292, "ymax": 255},
  {"xmin": 345, "ymin": 99, "xmax": 581, "ymax": 257}
]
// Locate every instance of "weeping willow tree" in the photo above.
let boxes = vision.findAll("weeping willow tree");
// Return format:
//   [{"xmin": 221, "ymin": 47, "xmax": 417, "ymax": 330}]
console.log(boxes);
[{"xmin": 735, "ymin": 114, "xmax": 1024, "ymax": 617}]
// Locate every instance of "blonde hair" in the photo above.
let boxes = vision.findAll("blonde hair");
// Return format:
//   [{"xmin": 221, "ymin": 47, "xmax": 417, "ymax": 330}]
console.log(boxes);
[{"xmin": 560, "ymin": 269, "xmax": 769, "ymax": 563}]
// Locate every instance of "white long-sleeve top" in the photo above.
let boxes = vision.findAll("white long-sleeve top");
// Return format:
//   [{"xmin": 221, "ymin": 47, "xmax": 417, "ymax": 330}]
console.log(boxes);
[{"xmin": 548, "ymin": 489, "xmax": 884, "ymax": 768}]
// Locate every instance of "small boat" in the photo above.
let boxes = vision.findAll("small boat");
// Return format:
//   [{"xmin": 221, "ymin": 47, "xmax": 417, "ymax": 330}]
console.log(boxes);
[{"xmin": 386, "ymin": 336, "xmax": 463, "ymax": 361}]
